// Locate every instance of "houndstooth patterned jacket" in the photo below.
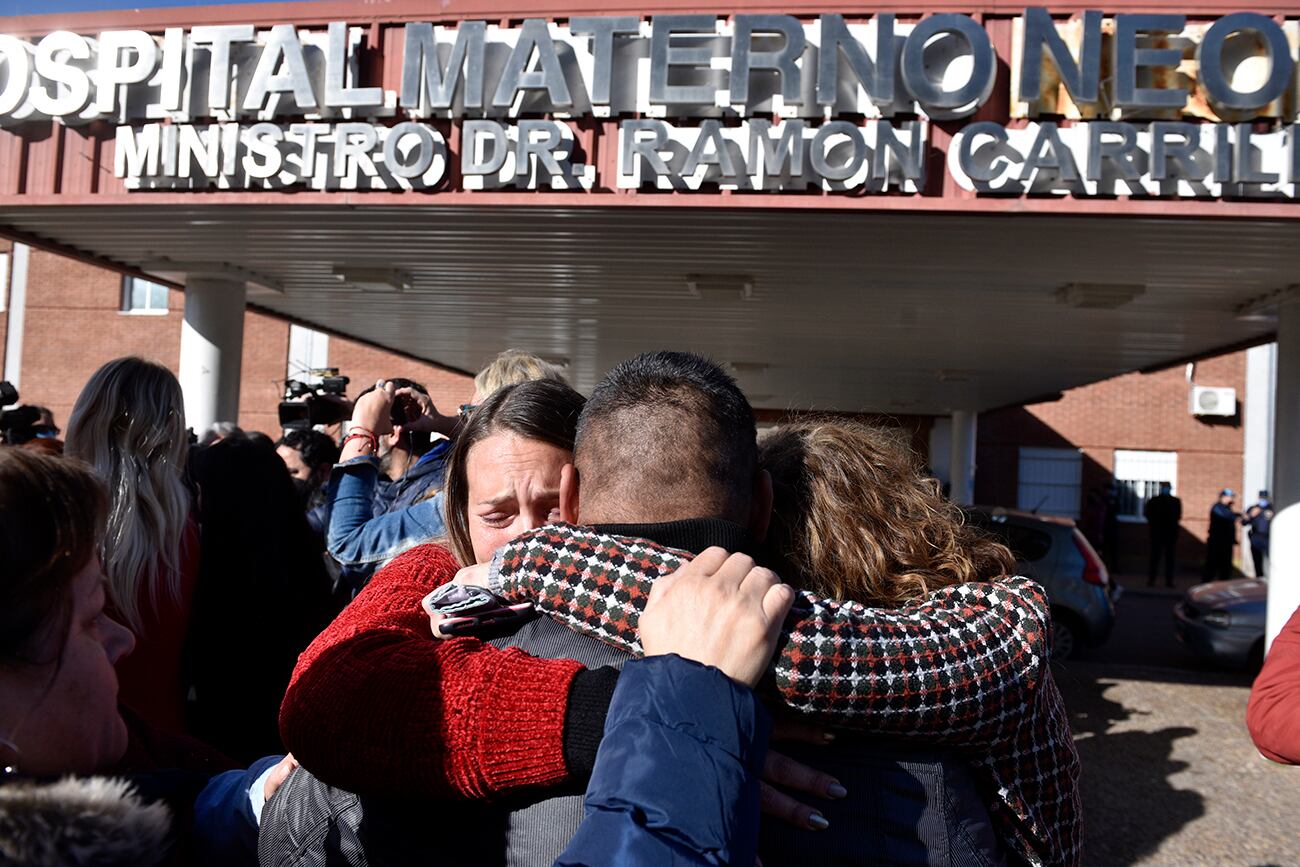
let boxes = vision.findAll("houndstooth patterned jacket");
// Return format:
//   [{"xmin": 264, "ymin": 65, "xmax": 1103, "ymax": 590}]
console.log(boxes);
[{"xmin": 487, "ymin": 523, "xmax": 1082, "ymax": 867}]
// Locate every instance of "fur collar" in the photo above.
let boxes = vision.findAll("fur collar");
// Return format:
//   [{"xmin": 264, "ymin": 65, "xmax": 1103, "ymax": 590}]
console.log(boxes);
[{"xmin": 0, "ymin": 775, "xmax": 172, "ymax": 867}]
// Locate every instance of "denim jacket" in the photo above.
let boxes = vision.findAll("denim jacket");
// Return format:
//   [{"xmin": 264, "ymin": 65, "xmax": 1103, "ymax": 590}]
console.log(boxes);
[{"xmin": 325, "ymin": 456, "xmax": 449, "ymax": 582}]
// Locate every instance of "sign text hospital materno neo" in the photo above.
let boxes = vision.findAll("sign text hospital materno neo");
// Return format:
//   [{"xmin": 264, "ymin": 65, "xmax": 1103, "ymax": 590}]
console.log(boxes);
[{"xmin": 4, "ymin": 11, "xmax": 1300, "ymax": 197}]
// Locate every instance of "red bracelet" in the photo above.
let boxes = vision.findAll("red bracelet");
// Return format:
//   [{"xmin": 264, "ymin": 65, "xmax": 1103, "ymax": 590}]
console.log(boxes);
[
  {"xmin": 342, "ymin": 432, "xmax": 377, "ymax": 452},
  {"xmin": 348, "ymin": 424, "xmax": 378, "ymax": 439}
]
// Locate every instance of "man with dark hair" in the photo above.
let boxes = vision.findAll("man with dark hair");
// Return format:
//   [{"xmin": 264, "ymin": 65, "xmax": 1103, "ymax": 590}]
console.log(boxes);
[{"xmin": 570, "ymin": 350, "xmax": 765, "ymax": 529}]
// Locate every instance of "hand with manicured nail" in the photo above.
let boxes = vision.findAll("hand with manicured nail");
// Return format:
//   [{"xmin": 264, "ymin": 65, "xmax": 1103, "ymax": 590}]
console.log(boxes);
[
  {"xmin": 640, "ymin": 547, "xmax": 795, "ymax": 688},
  {"xmin": 759, "ymin": 748, "xmax": 846, "ymax": 831}
]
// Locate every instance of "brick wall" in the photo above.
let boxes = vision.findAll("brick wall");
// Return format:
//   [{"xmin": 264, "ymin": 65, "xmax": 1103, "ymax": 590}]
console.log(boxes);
[
  {"xmin": 17, "ymin": 252, "xmax": 183, "ymax": 427},
  {"xmin": 328, "ymin": 336, "xmax": 475, "ymax": 418},
  {"xmin": 755, "ymin": 408, "xmax": 935, "ymax": 465},
  {"xmin": 7, "ymin": 247, "xmax": 473, "ymax": 435},
  {"xmin": 238, "ymin": 308, "xmax": 292, "ymax": 435},
  {"xmin": 976, "ymin": 352, "xmax": 1249, "ymax": 575}
]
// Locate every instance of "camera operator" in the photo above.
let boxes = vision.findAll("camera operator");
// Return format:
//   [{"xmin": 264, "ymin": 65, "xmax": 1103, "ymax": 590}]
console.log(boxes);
[
  {"xmin": 319, "ymin": 379, "xmax": 458, "ymax": 591},
  {"xmin": 350, "ymin": 378, "xmax": 452, "ymax": 512},
  {"xmin": 279, "ymin": 372, "xmax": 353, "ymax": 434}
]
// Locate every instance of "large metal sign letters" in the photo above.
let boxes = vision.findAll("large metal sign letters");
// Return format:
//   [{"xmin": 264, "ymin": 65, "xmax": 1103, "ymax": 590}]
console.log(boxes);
[{"xmin": 1, "ymin": 10, "xmax": 1299, "ymax": 198}]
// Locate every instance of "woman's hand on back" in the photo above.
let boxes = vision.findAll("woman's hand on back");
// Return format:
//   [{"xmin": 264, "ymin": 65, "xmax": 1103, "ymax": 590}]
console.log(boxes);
[
  {"xmin": 423, "ymin": 566, "xmax": 494, "ymax": 638},
  {"xmin": 640, "ymin": 547, "xmax": 794, "ymax": 689}
]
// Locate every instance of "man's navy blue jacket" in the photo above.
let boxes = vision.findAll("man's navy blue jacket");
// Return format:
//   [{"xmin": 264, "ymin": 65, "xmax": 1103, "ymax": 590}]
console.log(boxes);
[{"xmin": 556, "ymin": 654, "xmax": 771, "ymax": 867}]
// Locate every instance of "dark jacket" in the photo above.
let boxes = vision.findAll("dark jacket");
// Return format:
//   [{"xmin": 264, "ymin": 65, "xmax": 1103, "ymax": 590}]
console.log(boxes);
[
  {"xmin": 498, "ymin": 520, "xmax": 1006, "ymax": 867},
  {"xmin": 191, "ymin": 755, "xmax": 283, "ymax": 867},
  {"xmin": 387, "ymin": 442, "xmax": 451, "ymax": 512},
  {"xmin": 555, "ymin": 655, "xmax": 770, "ymax": 867},
  {"xmin": 187, "ymin": 440, "xmax": 338, "ymax": 763},
  {"xmin": 1143, "ymin": 493, "xmax": 1181, "ymax": 539},
  {"xmin": 1208, "ymin": 502, "xmax": 1239, "ymax": 546},
  {"xmin": 0, "ymin": 751, "xmax": 257, "ymax": 867},
  {"xmin": 1245, "ymin": 503, "xmax": 1273, "ymax": 550}
]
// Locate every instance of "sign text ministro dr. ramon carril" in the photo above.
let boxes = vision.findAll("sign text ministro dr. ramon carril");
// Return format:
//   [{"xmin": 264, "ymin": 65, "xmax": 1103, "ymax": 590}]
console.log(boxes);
[{"xmin": 3, "ymin": 10, "xmax": 1300, "ymax": 197}]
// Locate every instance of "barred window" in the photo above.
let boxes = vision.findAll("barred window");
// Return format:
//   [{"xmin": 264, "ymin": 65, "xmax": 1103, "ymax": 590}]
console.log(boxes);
[{"xmin": 1113, "ymin": 449, "xmax": 1178, "ymax": 520}]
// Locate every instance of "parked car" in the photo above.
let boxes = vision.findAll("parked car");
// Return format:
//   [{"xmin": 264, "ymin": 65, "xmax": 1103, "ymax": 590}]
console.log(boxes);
[
  {"xmin": 967, "ymin": 507, "xmax": 1119, "ymax": 660},
  {"xmin": 1173, "ymin": 578, "xmax": 1267, "ymax": 669}
]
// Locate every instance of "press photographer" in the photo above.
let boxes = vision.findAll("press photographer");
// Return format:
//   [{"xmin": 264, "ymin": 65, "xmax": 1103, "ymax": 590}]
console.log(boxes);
[
  {"xmin": 278, "ymin": 370, "xmax": 352, "ymax": 431},
  {"xmin": 0, "ymin": 381, "xmax": 61, "ymax": 452}
]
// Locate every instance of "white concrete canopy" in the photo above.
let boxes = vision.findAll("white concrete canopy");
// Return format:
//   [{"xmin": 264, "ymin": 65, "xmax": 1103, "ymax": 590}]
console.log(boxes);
[{"xmin": 0, "ymin": 205, "xmax": 1283, "ymax": 414}]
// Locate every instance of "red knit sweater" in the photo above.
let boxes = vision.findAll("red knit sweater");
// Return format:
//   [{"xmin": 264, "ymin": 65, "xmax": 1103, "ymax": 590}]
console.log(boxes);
[
  {"xmin": 1247, "ymin": 603, "xmax": 1300, "ymax": 764},
  {"xmin": 279, "ymin": 543, "xmax": 586, "ymax": 798}
]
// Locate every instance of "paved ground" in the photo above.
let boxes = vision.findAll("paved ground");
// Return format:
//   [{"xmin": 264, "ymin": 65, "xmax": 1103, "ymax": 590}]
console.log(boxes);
[{"xmin": 1052, "ymin": 580, "xmax": 1298, "ymax": 866}]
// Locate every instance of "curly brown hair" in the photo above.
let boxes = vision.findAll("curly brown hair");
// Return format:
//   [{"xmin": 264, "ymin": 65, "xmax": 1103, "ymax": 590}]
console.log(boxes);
[{"xmin": 759, "ymin": 420, "xmax": 1015, "ymax": 608}]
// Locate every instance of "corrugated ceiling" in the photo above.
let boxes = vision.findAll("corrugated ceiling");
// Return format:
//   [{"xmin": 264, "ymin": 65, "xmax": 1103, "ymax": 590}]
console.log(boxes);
[{"xmin": 0, "ymin": 204, "xmax": 1283, "ymax": 413}]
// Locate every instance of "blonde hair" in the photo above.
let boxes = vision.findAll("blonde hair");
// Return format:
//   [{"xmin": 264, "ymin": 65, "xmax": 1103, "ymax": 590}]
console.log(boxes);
[
  {"xmin": 65, "ymin": 357, "xmax": 190, "ymax": 632},
  {"xmin": 474, "ymin": 349, "xmax": 568, "ymax": 401},
  {"xmin": 760, "ymin": 420, "xmax": 1015, "ymax": 608}
]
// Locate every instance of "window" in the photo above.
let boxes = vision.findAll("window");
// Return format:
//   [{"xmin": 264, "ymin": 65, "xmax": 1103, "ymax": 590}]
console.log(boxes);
[
  {"xmin": 121, "ymin": 276, "xmax": 170, "ymax": 314},
  {"xmin": 1017, "ymin": 447, "xmax": 1082, "ymax": 518},
  {"xmin": 1113, "ymin": 450, "xmax": 1178, "ymax": 520}
]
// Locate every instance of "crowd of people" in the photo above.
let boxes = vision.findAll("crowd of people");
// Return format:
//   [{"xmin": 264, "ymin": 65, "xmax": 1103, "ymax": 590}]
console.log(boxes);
[{"xmin": 0, "ymin": 348, "xmax": 1295, "ymax": 866}]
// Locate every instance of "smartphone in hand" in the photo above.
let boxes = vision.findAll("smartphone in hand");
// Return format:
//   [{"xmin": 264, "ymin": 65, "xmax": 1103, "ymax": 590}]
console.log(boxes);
[
  {"xmin": 437, "ymin": 603, "xmax": 536, "ymax": 635},
  {"xmin": 423, "ymin": 583, "xmax": 536, "ymax": 636}
]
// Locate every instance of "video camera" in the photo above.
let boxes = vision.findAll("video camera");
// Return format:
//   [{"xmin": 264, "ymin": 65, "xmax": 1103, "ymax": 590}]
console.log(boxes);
[
  {"xmin": 0, "ymin": 381, "xmax": 41, "ymax": 444},
  {"xmin": 279, "ymin": 369, "xmax": 352, "ymax": 430}
]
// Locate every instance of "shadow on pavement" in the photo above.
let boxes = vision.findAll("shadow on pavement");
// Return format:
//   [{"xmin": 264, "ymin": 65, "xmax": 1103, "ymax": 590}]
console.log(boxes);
[{"xmin": 1053, "ymin": 664, "xmax": 1206, "ymax": 866}]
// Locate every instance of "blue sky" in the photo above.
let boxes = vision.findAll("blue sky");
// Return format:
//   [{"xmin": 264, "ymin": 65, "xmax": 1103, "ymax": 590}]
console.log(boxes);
[{"xmin": 0, "ymin": 0, "xmax": 308, "ymax": 15}]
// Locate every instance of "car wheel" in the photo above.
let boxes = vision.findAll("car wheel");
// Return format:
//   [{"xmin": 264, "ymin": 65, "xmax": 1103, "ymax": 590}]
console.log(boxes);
[{"xmin": 1050, "ymin": 612, "xmax": 1079, "ymax": 661}]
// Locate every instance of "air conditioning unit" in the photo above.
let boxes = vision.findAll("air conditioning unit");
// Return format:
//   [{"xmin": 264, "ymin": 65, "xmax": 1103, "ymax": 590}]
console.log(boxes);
[{"xmin": 1190, "ymin": 386, "xmax": 1237, "ymax": 417}]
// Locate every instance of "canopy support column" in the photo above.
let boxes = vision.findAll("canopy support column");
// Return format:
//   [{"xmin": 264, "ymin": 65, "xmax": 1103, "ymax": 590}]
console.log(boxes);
[
  {"xmin": 949, "ymin": 410, "xmax": 977, "ymax": 506},
  {"xmin": 178, "ymin": 275, "xmax": 246, "ymax": 434}
]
